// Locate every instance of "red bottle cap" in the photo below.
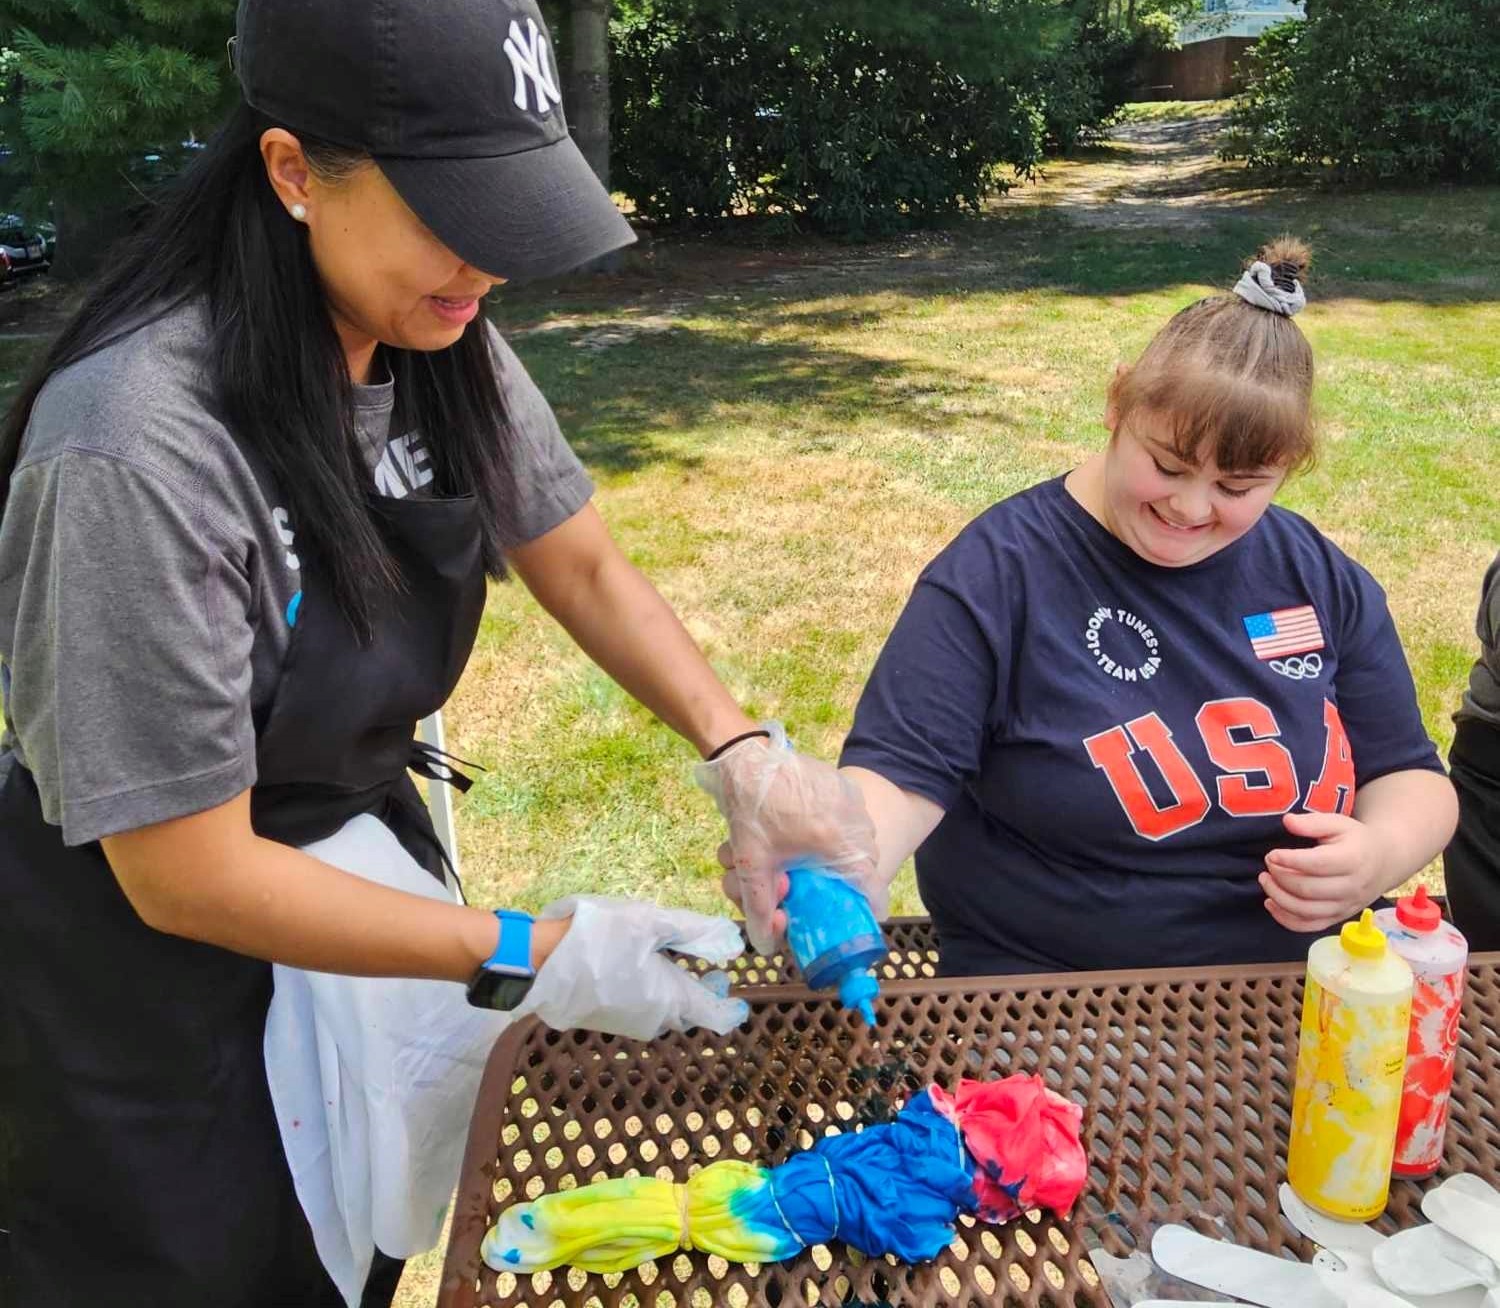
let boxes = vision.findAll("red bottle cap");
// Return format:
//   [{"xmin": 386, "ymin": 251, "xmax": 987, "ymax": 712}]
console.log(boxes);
[{"xmin": 1396, "ymin": 884, "xmax": 1441, "ymax": 933}]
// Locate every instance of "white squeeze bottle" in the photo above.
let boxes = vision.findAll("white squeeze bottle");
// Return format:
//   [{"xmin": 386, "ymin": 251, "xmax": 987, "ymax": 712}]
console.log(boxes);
[{"xmin": 1287, "ymin": 909, "xmax": 1414, "ymax": 1220}]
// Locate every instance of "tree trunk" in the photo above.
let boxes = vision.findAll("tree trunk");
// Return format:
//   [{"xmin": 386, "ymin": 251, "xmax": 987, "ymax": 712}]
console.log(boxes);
[
  {"xmin": 569, "ymin": 0, "xmax": 611, "ymax": 189},
  {"xmin": 567, "ymin": 0, "xmax": 621, "ymax": 272}
]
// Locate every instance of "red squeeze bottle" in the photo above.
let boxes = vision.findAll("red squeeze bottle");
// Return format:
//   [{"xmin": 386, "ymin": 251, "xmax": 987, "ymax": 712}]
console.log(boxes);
[{"xmin": 1373, "ymin": 886, "xmax": 1469, "ymax": 1178}]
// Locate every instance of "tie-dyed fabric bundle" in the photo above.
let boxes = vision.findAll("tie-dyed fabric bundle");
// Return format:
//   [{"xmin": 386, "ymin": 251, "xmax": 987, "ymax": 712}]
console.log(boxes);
[{"xmin": 481, "ymin": 1073, "xmax": 1086, "ymax": 1274}]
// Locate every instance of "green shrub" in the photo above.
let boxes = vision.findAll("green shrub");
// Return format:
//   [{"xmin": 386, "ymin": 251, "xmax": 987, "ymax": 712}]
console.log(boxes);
[
  {"xmin": 1222, "ymin": 0, "xmax": 1500, "ymax": 182},
  {"xmin": 0, "ymin": 0, "xmax": 237, "ymax": 277},
  {"xmin": 611, "ymin": 0, "xmax": 1074, "ymax": 239},
  {"xmin": 1039, "ymin": 10, "xmax": 1172, "ymax": 151}
]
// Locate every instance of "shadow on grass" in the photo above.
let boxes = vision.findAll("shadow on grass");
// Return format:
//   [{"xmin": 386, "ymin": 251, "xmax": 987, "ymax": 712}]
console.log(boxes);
[
  {"xmin": 518, "ymin": 318, "xmax": 1019, "ymax": 476},
  {"xmin": 961, "ymin": 197, "xmax": 1500, "ymax": 306},
  {"xmin": 500, "ymin": 178, "xmax": 1500, "ymax": 325},
  {"xmin": 499, "ymin": 179, "xmax": 1500, "ymax": 478},
  {"xmin": 0, "ymin": 337, "xmax": 43, "ymax": 398},
  {"xmin": 1043, "ymin": 115, "xmax": 1234, "ymax": 170}
]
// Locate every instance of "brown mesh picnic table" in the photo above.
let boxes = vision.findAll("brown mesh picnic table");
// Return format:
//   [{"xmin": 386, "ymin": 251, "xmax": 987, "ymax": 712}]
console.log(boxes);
[{"xmin": 438, "ymin": 951, "xmax": 1500, "ymax": 1308}]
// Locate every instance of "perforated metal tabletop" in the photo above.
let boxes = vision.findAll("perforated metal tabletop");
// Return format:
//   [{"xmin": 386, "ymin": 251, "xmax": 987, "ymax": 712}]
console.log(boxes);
[
  {"xmin": 700, "ymin": 917, "xmax": 942, "ymax": 988},
  {"xmin": 439, "ymin": 952, "xmax": 1500, "ymax": 1308}
]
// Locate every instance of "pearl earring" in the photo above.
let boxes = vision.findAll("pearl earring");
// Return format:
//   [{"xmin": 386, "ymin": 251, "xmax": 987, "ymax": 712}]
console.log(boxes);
[{"xmin": 290, "ymin": 203, "xmax": 307, "ymax": 221}]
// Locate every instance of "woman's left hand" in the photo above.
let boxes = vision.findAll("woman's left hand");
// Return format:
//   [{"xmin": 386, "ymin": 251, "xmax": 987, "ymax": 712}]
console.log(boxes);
[
  {"xmin": 1259, "ymin": 810, "xmax": 1389, "ymax": 934},
  {"xmin": 695, "ymin": 723, "xmax": 880, "ymax": 954}
]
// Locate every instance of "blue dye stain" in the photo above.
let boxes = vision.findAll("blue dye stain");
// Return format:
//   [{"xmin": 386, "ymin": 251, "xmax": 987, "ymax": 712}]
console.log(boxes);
[
  {"xmin": 502, "ymin": 1249, "xmax": 521, "ymax": 1265},
  {"xmin": 521, "ymin": 1213, "xmax": 535, "ymax": 1229},
  {"xmin": 286, "ymin": 591, "xmax": 303, "ymax": 626}
]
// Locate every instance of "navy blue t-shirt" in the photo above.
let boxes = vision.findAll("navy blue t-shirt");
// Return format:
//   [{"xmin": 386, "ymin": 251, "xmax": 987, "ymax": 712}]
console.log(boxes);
[{"xmin": 840, "ymin": 476, "xmax": 1442, "ymax": 976}]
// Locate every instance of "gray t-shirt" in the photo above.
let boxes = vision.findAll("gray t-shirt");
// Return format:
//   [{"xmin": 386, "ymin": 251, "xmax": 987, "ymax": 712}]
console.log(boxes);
[
  {"xmin": 1458, "ymin": 550, "xmax": 1500, "ymax": 730},
  {"xmin": 0, "ymin": 300, "xmax": 591, "ymax": 845}
]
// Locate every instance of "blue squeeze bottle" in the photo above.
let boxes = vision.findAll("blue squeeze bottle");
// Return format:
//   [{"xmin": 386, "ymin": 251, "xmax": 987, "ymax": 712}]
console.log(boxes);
[{"xmin": 782, "ymin": 866, "xmax": 885, "ymax": 1024}]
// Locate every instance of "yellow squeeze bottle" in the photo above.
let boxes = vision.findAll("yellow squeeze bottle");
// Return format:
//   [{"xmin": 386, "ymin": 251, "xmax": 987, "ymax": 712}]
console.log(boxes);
[{"xmin": 1287, "ymin": 909, "xmax": 1413, "ymax": 1220}]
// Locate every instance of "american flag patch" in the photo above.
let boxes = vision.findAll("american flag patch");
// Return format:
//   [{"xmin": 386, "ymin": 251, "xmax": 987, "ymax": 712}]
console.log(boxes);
[{"xmin": 1243, "ymin": 605, "xmax": 1325, "ymax": 660}]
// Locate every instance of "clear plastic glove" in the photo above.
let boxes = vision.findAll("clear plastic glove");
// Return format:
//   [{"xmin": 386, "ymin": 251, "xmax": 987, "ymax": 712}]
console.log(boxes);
[
  {"xmin": 694, "ymin": 721, "xmax": 881, "ymax": 955},
  {"xmin": 515, "ymin": 896, "xmax": 749, "ymax": 1040}
]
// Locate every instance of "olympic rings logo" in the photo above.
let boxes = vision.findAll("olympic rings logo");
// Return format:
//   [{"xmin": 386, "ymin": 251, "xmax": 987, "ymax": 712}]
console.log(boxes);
[{"xmin": 1269, "ymin": 653, "xmax": 1324, "ymax": 680}]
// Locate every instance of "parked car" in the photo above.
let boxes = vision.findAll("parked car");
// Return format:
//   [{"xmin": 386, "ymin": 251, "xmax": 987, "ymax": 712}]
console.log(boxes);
[
  {"xmin": 132, "ymin": 138, "xmax": 207, "ymax": 190},
  {"xmin": 0, "ymin": 213, "xmax": 52, "ymax": 283}
]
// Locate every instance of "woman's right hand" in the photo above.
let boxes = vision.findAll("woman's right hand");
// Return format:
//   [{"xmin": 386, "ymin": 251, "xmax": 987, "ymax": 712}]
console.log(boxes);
[
  {"xmin": 515, "ymin": 897, "xmax": 749, "ymax": 1039},
  {"xmin": 102, "ymin": 796, "xmax": 745, "ymax": 1040}
]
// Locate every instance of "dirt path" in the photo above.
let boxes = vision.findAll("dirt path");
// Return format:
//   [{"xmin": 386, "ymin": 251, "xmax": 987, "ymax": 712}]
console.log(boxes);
[{"xmin": 1009, "ymin": 112, "xmax": 1273, "ymax": 229}]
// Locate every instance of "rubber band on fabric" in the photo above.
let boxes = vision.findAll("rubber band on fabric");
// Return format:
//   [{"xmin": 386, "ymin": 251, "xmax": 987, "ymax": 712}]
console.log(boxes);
[
  {"xmin": 674, "ymin": 1182, "xmax": 692, "ymax": 1247},
  {"xmin": 766, "ymin": 1171, "xmax": 808, "ymax": 1246},
  {"xmin": 705, "ymin": 729, "xmax": 772, "ymax": 762},
  {"xmin": 821, "ymin": 1157, "xmax": 840, "ymax": 1240}
]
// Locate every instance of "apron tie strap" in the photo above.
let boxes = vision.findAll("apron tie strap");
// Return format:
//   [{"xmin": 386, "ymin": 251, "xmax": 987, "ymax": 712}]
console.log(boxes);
[{"xmin": 408, "ymin": 739, "xmax": 484, "ymax": 793}]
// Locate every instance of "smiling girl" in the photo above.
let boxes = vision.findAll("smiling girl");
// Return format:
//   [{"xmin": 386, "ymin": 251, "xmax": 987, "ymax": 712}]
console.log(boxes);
[{"xmin": 836, "ymin": 238, "xmax": 1457, "ymax": 976}]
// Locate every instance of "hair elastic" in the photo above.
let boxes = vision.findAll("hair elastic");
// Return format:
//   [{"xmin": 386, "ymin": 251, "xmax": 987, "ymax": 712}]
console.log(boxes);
[
  {"xmin": 706, "ymin": 729, "xmax": 772, "ymax": 762},
  {"xmin": 1232, "ymin": 260, "xmax": 1305, "ymax": 317}
]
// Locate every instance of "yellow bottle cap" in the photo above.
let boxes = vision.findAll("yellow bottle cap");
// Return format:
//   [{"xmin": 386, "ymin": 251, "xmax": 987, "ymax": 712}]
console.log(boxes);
[{"xmin": 1340, "ymin": 908, "xmax": 1388, "ymax": 960}]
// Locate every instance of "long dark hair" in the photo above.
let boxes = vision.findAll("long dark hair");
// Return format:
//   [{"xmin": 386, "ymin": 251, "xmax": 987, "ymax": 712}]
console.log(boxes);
[{"xmin": 0, "ymin": 102, "xmax": 518, "ymax": 639}]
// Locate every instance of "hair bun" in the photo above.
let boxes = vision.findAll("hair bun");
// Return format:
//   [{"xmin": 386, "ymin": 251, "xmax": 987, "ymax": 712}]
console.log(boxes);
[
  {"xmin": 1256, "ymin": 235, "xmax": 1311, "ymax": 291},
  {"xmin": 1231, "ymin": 235, "xmax": 1311, "ymax": 317}
]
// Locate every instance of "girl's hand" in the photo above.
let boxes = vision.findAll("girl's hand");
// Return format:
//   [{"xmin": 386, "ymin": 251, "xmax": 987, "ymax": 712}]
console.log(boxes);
[{"xmin": 1259, "ymin": 810, "xmax": 1389, "ymax": 934}]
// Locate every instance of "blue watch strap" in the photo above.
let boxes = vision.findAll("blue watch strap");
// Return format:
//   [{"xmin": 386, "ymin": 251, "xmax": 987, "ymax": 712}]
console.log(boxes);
[{"xmin": 483, "ymin": 909, "xmax": 535, "ymax": 977}]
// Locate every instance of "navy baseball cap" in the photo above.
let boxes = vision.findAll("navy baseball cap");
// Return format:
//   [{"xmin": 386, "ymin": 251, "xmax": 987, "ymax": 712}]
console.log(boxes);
[{"xmin": 233, "ymin": 0, "xmax": 635, "ymax": 281}]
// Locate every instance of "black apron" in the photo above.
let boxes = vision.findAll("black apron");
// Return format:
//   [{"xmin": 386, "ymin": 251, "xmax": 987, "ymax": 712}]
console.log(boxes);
[{"xmin": 0, "ymin": 483, "xmax": 485, "ymax": 1308}]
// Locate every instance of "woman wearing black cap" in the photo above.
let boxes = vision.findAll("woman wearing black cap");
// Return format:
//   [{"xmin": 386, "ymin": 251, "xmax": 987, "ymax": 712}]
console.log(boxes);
[{"xmin": 0, "ymin": 0, "xmax": 878, "ymax": 1304}]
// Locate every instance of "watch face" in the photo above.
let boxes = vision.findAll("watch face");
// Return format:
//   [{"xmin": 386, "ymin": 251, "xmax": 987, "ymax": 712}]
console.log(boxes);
[{"xmin": 468, "ymin": 970, "xmax": 534, "ymax": 1012}]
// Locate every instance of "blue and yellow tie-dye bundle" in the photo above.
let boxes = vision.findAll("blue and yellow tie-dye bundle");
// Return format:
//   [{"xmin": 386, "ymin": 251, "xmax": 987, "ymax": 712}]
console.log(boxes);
[{"xmin": 481, "ymin": 1074, "xmax": 1086, "ymax": 1274}]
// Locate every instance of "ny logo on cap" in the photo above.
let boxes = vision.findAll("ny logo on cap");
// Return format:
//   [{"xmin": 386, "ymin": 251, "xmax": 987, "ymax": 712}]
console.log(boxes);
[{"xmin": 504, "ymin": 17, "xmax": 561, "ymax": 116}]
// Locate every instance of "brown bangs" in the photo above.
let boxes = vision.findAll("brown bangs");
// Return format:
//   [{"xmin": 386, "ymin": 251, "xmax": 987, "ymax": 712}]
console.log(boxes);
[{"xmin": 1116, "ymin": 362, "xmax": 1316, "ymax": 473}]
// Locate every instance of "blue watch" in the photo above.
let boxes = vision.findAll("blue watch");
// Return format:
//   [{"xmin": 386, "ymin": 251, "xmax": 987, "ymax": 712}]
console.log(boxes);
[{"xmin": 466, "ymin": 909, "xmax": 536, "ymax": 1011}]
